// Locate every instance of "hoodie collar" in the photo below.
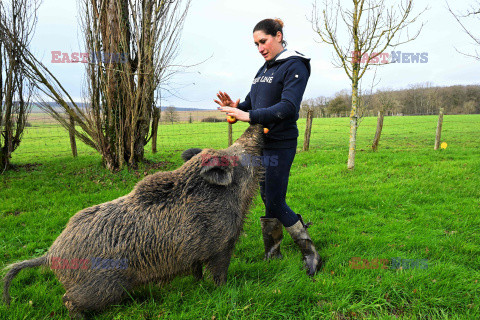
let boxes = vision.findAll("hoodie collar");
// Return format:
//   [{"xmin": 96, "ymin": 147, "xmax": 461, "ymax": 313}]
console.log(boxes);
[{"xmin": 266, "ymin": 49, "xmax": 310, "ymax": 68}]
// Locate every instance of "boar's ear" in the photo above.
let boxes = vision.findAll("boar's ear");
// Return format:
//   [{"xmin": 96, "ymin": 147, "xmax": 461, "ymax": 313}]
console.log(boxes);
[
  {"xmin": 200, "ymin": 164, "xmax": 233, "ymax": 186},
  {"xmin": 181, "ymin": 148, "xmax": 203, "ymax": 162}
]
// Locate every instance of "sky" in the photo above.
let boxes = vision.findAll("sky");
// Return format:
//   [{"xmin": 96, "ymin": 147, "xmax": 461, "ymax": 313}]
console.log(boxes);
[{"xmin": 29, "ymin": 0, "xmax": 480, "ymax": 109}]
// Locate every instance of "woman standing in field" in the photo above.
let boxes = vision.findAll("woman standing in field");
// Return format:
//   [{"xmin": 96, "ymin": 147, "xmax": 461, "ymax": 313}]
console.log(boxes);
[{"xmin": 215, "ymin": 18, "xmax": 321, "ymax": 276}]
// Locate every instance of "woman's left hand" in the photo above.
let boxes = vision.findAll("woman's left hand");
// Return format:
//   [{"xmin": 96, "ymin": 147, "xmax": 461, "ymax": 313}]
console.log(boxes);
[{"xmin": 217, "ymin": 106, "xmax": 251, "ymax": 122}]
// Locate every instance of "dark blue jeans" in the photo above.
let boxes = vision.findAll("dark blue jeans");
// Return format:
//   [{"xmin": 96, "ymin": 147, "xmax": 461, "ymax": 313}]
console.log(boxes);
[{"xmin": 259, "ymin": 147, "xmax": 300, "ymax": 228}]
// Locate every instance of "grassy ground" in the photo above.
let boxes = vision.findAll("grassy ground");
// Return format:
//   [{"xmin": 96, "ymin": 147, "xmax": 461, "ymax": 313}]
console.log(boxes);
[{"xmin": 1, "ymin": 114, "xmax": 479, "ymax": 319}]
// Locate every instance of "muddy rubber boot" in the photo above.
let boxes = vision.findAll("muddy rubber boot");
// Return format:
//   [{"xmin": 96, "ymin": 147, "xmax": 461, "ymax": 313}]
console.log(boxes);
[
  {"xmin": 260, "ymin": 217, "xmax": 284, "ymax": 260},
  {"xmin": 285, "ymin": 214, "xmax": 322, "ymax": 276}
]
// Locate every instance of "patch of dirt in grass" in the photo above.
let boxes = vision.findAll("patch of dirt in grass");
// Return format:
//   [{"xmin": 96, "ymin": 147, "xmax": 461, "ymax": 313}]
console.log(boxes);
[
  {"xmin": 143, "ymin": 160, "xmax": 172, "ymax": 171},
  {"xmin": 132, "ymin": 160, "xmax": 174, "ymax": 178},
  {"xmin": 4, "ymin": 210, "xmax": 22, "ymax": 216},
  {"xmin": 9, "ymin": 163, "xmax": 42, "ymax": 172}
]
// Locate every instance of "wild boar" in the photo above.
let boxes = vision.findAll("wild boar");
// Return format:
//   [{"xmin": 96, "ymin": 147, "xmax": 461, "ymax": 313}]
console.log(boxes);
[{"xmin": 3, "ymin": 124, "xmax": 264, "ymax": 319}]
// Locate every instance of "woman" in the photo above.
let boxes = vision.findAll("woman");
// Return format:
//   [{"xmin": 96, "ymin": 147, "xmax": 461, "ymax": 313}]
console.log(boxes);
[{"xmin": 215, "ymin": 18, "xmax": 321, "ymax": 276}]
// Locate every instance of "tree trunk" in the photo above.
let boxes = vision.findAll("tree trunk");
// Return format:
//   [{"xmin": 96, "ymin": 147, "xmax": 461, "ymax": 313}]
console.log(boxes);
[
  {"xmin": 303, "ymin": 109, "xmax": 313, "ymax": 151},
  {"xmin": 347, "ymin": 78, "xmax": 359, "ymax": 170},
  {"xmin": 151, "ymin": 106, "xmax": 160, "ymax": 153},
  {"xmin": 434, "ymin": 107, "xmax": 444, "ymax": 150},
  {"xmin": 69, "ymin": 114, "xmax": 77, "ymax": 157},
  {"xmin": 2, "ymin": 57, "xmax": 15, "ymax": 171},
  {"xmin": 0, "ymin": 149, "xmax": 9, "ymax": 171},
  {"xmin": 372, "ymin": 110, "xmax": 384, "ymax": 151}
]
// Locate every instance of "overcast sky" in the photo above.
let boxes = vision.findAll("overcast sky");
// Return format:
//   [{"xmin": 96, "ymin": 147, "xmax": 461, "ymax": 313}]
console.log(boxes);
[{"xmin": 30, "ymin": 0, "xmax": 480, "ymax": 109}]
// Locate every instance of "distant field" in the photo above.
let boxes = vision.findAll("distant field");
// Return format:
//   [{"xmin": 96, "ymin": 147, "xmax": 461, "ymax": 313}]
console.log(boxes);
[
  {"xmin": 16, "ymin": 113, "xmax": 480, "ymax": 162},
  {"xmin": 1, "ymin": 114, "xmax": 479, "ymax": 319},
  {"xmin": 27, "ymin": 109, "xmax": 224, "ymax": 125}
]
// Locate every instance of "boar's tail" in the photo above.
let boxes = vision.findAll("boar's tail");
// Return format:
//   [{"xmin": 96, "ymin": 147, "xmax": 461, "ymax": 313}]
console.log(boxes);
[{"xmin": 2, "ymin": 255, "xmax": 47, "ymax": 306}]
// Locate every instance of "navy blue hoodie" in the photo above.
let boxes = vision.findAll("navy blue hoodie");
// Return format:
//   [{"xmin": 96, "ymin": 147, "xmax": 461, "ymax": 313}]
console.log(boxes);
[{"xmin": 237, "ymin": 49, "xmax": 311, "ymax": 148}]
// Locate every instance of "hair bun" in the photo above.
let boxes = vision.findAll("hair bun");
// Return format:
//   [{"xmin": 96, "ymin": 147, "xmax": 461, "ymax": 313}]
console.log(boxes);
[{"xmin": 274, "ymin": 18, "xmax": 284, "ymax": 29}]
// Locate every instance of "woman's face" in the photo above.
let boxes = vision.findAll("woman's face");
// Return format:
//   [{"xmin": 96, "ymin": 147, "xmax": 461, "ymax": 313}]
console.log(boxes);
[{"xmin": 253, "ymin": 30, "xmax": 284, "ymax": 61}]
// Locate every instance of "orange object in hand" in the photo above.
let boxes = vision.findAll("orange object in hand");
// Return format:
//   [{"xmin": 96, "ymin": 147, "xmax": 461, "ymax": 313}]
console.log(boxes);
[
  {"xmin": 227, "ymin": 116, "xmax": 237, "ymax": 124},
  {"xmin": 264, "ymin": 128, "xmax": 269, "ymax": 134}
]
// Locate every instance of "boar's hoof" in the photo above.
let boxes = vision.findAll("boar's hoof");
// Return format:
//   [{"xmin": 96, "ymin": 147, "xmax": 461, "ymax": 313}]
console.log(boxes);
[{"xmin": 63, "ymin": 295, "xmax": 86, "ymax": 320}]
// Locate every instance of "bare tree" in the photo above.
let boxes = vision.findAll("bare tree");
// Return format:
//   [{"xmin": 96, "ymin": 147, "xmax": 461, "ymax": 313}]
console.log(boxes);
[
  {"xmin": 301, "ymin": 96, "xmax": 328, "ymax": 117},
  {"xmin": 371, "ymin": 89, "xmax": 397, "ymax": 151},
  {"xmin": 164, "ymin": 106, "xmax": 178, "ymax": 124},
  {"xmin": 403, "ymin": 82, "xmax": 438, "ymax": 115},
  {"xmin": 300, "ymin": 98, "xmax": 315, "ymax": 118},
  {"xmin": 1, "ymin": 0, "xmax": 191, "ymax": 171},
  {"xmin": 425, "ymin": 83, "xmax": 440, "ymax": 115},
  {"xmin": 315, "ymin": 96, "xmax": 329, "ymax": 117},
  {"xmin": 328, "ymin": 94, "xmax": 350, "ymax": 117},
  {"xmin": 447, "ymin": 1, "xmax": 480, "ymax": 60},
  {"xmin": 311, "ymin": 0, "xmax": 426, "ymax": 169},
  {"xmin": 0, "ymin": 0, "xmax": 40, "ymax": 172}
]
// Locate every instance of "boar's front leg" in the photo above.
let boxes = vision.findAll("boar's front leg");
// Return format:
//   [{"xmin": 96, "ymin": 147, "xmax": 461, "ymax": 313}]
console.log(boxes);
[{"xmin": 206, "ymin": 241, "xmax": 235, "ymax": 286}]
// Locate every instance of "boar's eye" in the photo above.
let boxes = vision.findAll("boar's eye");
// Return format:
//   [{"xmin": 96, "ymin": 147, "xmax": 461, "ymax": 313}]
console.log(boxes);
[{"xmin": 200, "ymin": 164, "xmax": 233, "ymax": 186}]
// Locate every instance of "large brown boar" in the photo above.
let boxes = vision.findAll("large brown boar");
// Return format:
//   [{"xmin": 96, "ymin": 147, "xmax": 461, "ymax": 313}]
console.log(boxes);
[{"xmin": 2, "ymin": 124, "xmax": 264, "ymax": 319}]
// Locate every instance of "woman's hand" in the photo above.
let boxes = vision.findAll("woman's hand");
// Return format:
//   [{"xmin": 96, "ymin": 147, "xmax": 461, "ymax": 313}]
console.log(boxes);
[
  {"xmin": 214, "ymin": 91, "xmax": 239, "ymax": 108},
  {"xmin": 214, "ymin": 91, "xmax": 250, "ymax": 122},
  {"xmin": 217, "ymin": 106, "xmax": 250, "ymax": 122}
]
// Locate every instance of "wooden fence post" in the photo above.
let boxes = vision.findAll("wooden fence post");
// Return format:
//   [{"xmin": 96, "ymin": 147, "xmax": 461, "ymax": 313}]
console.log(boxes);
[
  {"xmin": 228, "ymin": 123, "xmax": 233, "ymax": 146},
  {"xmin": 372, "ymin": 110, "xmax": 384, "ymax": 151},
  {"xmin": 303, "ymin": 109, "xmax": 313, "ymax": 151},
  {"xmin": 69, "ymin": 114, "xmax": 77, "ymax": 157},
  {"xmin": 434, "ymin": 108, "xmax": 444, "ymax": 150}
]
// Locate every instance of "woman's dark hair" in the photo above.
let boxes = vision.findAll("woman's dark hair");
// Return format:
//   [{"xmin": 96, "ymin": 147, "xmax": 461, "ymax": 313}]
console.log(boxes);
[{"xmin": 253, "ymin": 18, "xmax": 287, "ymax": 47}]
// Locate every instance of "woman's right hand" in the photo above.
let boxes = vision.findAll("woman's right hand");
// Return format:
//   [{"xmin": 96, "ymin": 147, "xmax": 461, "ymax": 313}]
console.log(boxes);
[{"xmin": 214, "ymin": 91, "xmax": 239, "ymax": 108}]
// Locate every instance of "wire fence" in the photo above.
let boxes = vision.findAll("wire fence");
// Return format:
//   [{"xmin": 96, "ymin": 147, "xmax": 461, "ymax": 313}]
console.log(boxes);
[{"xmin": 10, "ymin": 110, "xmax": 480, "ymax": 164}]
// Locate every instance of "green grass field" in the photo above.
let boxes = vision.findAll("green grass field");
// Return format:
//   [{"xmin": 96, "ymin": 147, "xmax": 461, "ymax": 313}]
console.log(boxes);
[{"xmin": 1, "ymin": 114, "xmax": 479, "ymax": 319}]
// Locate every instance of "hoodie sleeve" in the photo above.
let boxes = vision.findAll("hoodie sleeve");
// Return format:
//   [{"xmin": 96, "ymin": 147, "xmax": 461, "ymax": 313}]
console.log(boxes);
[
  {"xmin": 249, "ymin": 60, "xmax": 309, "ymax": 125},
  {"xmin": 237, "ymin": 92, "xmax": 252, "ymax": 112}
]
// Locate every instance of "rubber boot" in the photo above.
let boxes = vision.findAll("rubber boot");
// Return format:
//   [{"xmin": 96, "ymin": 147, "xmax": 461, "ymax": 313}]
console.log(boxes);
[
  {"xmin": 285, "ymin": 214, "xmax": 322, "ymax": 276},
  {"xmin": 260, "ymin": 217, "xmax": 284, "ymax": 260}
]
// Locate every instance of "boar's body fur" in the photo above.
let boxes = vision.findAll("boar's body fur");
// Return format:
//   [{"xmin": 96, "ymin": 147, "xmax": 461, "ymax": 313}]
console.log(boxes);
[{"xmin": 3, "ymin": 124, "xmax": 264, "ymax": 319}]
